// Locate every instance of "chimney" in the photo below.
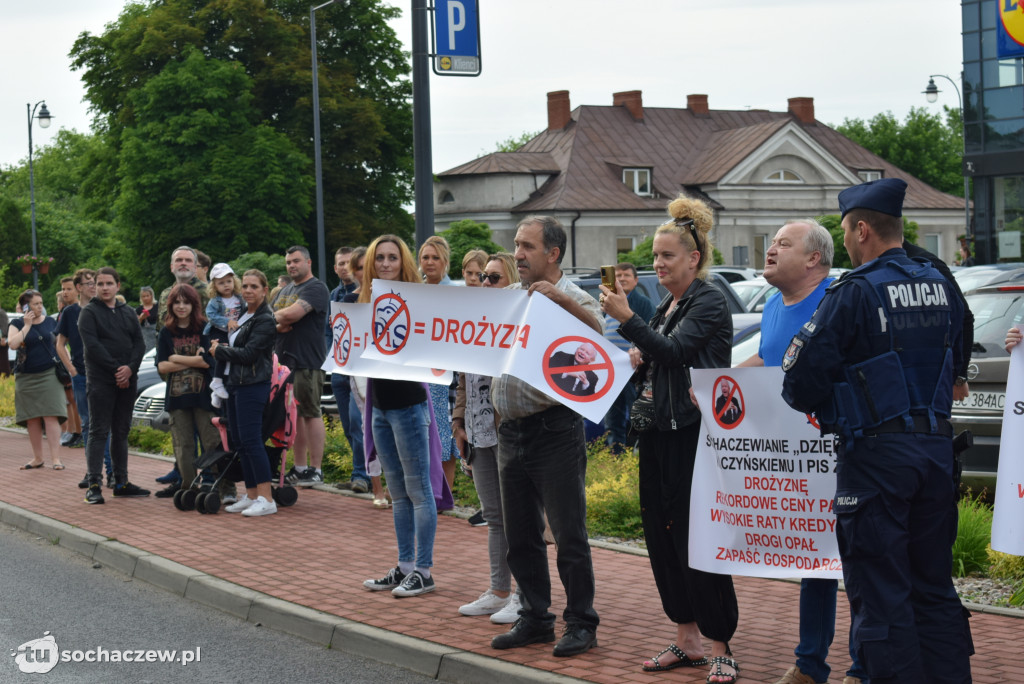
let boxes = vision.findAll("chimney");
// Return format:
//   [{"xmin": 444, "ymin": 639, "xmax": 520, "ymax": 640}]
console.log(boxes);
[
  {"xmin": 613, "ymin": 90, "xmax": 644, "ymax": 121},
  {"xmin": 788, "ymin": 97, "xmax": 815, "ymax": 125},
  {"xmin": 547, "ymin": 90, "xmax": 571, "ymax": 131},
  {"xmin": 687, "ymin": 94, "xmax": 709, "ymax": 116}
]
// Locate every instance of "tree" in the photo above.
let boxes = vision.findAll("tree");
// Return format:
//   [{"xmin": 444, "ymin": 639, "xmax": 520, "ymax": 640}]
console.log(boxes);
[
  {"xmin": 835, "ymin": 107, "xmax": 964, "ymax": 197},
  {"xmin": 819, "ymin": 214, "xmax": 919, "ymax": 269},
  {"xmin": 486, "ymin": 130, "xmax": 541, "ymax": 155},
  {"xmin": 113, "ymin": 48, "xmax": 311, "ymax": 287},
  {"xmin": 618, "ymin": 236, "xmax": 723, "ymax": 270},
  {"xmin": 70, "ymin": 0, "xmax": 414, "ymax": 261},
  {"xmin": 229, "ymin": 251, "xmax": 287, "ymax": 283},
  {"xmin": 437, "ymin": 219, "xmax": 503, "ymax": 279}
]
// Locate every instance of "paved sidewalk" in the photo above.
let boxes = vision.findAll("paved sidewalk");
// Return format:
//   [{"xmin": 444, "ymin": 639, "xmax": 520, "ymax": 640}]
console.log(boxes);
[{"xmin": 1, "ymin": 428, "xmax": 1020, "ymax": 683}]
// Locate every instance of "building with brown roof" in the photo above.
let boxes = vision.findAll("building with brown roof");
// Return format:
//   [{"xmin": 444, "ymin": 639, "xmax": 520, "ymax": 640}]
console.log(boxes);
[{"xmin": 433, "ymin": 90, "xmax": 966, "ymax": 268}]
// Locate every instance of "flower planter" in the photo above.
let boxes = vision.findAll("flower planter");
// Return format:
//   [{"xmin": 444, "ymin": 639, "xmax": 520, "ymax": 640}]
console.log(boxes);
[
  {"xmin": 21, "ymin": 264, "xmax": 32, "ymax": 274},
  {"xmin": 38, "ymin": 263, "xmax": 49, "ymax": 274}
]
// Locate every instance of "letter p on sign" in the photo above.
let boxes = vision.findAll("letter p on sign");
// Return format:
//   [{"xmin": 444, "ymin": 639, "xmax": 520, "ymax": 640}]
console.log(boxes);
[{"xmin": 447, "ymin": 1, "xmax": 465, "ymax": 50}]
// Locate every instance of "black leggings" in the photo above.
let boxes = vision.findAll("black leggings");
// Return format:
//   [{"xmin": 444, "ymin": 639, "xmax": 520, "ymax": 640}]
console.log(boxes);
[{"xmin": 638, "ymin": 423, "xmax": 738, "ymax": 644}]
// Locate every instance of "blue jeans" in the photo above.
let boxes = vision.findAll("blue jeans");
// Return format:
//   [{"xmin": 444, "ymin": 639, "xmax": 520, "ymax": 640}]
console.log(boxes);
[
  {"xmin": 227, "ymin": 382, "xmax": 271, "ymax": 489},
  {"xmin": 331, "ymin": 374, "xmax": 367, "ymax": 485},
  {"xmin": 371, "ymin": 401, "xmax": 436, "ymax": 569},
  {"xmin": 604, "ymin": 381, "xmax": 636, "ymax": 451},
  {"xmin": 497, "ymin": 405, "xmax": 599, "ymax": 630}
]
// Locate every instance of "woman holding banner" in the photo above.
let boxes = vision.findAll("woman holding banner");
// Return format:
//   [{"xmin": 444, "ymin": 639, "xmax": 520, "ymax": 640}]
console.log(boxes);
[
  {"xmin": 361, "ymin": 235, "xmax": 447, "ymax": 598},
  {"xmin": 419, "ymin": 235, "xmax": 460, "ymax": 490},
  {"xmin": 600, "ymin": 196, "xmax": 739, "ymax": 683}
]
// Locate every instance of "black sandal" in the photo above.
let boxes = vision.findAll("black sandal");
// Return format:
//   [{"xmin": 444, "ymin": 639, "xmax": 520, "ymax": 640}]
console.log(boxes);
[
  {"xmin": 706, "ymin": 655, "xmax": 740, "ymax": 683},
  {"xmin": 641, "ymin": 643, "xmax": 707, "ymax": 672}
]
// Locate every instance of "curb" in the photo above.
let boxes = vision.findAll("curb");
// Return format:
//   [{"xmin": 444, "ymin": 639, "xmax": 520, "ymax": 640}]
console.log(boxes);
[{"xmin": 0, "ymin": 500, "xmax": 585, "ymax": 684}]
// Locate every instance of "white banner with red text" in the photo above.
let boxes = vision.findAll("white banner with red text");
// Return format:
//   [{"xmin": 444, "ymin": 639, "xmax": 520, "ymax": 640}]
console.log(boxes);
[
  {"xmin": 991, "ymin": 339, "xmax": 1024, "ymax": 556},
  {"xmin": 323, "ymin": 302, "xmax": 453, "ymax": 385},
  {"xmin": 347, "ymin": 280, "xmax": 632, "ymax": 423},
  {"xmin": 688, "ymin": 367, "xmax": 843, "ymax": 579}
]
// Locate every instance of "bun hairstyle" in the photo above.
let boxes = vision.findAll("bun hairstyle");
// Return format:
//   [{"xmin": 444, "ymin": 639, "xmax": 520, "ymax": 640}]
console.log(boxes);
[{"xmin": 655, "ymin": 195, "xmax": 715, "ymax": 279}]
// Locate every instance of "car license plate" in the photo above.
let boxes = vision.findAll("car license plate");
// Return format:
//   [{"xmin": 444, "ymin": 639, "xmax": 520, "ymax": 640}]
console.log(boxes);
[
  {"xmin": 131, "ymin": 417, "xmax": 152, "ymax": 428},
  {"xmin": 953, "ymin": 391, "xmax": 1006, "ymax": 411}
]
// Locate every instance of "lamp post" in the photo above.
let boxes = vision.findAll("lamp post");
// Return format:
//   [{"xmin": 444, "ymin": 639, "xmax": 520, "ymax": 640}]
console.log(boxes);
[
  {"xmin": 26, "ymin": 101, "xmax": 53, "ymax": 291},
  {"xmin": 310, "ymin": 0, "xmax": 340, "ymax": 283},
  {"xmin": 922, "ymin": 75, "xmax": 972, "ymax": 250}
]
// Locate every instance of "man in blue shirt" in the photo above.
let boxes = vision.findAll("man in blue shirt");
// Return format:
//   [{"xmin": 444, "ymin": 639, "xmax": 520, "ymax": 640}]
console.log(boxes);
[{"xmin": 737, "ymin": 220, "xmax": 864, "ymax": 684}]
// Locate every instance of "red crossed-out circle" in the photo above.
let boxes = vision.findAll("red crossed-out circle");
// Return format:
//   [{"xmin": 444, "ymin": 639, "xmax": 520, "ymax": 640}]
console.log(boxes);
[
  {"xmin": 331, "ymin": 312, "xmax": 353, "ymax": 367},
  {"xmin": 542, "ymin": 336, "xmax": 614, "ymax": 403},
  {"xmin": 712, "ymin": 375, "xmax": 745, "ymax": 430},
  {"xmin": 371, "ymin": 292, "xmax": 411, "ymax": 356},
  {"xmin": 806, "ymin": 414, "xmax": 820, "ymax": 430}
]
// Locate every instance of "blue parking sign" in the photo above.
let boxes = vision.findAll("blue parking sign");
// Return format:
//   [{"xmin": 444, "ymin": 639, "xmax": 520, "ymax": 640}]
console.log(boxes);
[{"xmin": 434, "ymin": 0, "xmax": 478, "ymax": 56}]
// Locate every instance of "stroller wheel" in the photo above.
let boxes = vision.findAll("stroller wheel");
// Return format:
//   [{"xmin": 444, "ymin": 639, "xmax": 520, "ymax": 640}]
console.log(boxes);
[
  {"xmin": 274, "ymin": 485, "xmax": 298, "ymax": 508},
  {"xmin": 173, "ymin": 488, "xmax": 187, "ymax": 511},
  {"xmin": 181, "ymin": 489, "xmax": 198, "ymax": 511},
  {"xmin": 203, "ymin": 493, "xmax": 221, "ymax": 515},
  {"xmin": 196, "ymin": 492, "xmax": 209, "ymax": 514}
]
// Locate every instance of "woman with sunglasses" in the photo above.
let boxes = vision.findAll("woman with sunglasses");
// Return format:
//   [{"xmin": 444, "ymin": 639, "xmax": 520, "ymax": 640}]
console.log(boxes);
[{"xmin": 600, "ymin": 196, "xmax": 739, "ymax": 683}]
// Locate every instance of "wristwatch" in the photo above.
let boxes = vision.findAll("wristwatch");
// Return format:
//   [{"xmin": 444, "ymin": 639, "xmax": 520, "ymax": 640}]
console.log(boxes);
[{"xmin": 954, "ymin": 376, "xmax": 967, "ymax": 387}]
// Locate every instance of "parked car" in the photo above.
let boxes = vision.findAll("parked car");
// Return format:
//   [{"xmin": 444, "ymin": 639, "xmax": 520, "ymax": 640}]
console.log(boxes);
[
  {"xmin": 710, "ymin": 266, "xmax": 760, "ymax": 283},
  {"xmin": 132, "ymin": 368, "xmax": 338, "ymax": 434},
  {"xmin": 730, "ymin": 277, "xmax": 778, "ymax": 313},
  {"xmin": 568, "ymin": 268, "xmax": 759, "ymax": 333},
  {"xmin": 731, "ymin": 322, "xmax": 762, "ymax": 366},
  {"xmin": 951, "ymin": 283, "xmax": 1024, "ymax": 491},
  {"xmin": 955, "ymin": 263, "xmax": 1024, "ymax": 294}
]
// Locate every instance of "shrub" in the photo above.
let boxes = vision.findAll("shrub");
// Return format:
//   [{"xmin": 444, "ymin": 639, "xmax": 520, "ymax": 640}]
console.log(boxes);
[
  {"xmin": 584, "ymin": 440, "xmax": 643, "ymax": 539},
  {"xmin": 128, "ymin": 425, "xmax": 174, "ymax": 456},
  {"xmin": 0, "ymin": 375, "xmax": 14, "ymax": 417},
  {"xmin": 320, "ymin": 415, "xmax": 353, "ymax": 484},
  {"xmin": 987, "ymin": 546, "xmax": 1024, "ymax": 581},
  {"xmin": 952, "ymin": 493, "xmax": 993, "ymax": 577}
]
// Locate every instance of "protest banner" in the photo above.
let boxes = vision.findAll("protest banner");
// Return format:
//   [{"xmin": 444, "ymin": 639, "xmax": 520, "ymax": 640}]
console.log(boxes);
[
  {"xmin": 358, "ymin": 280, "xmax": 632, "ymax": 423},
  {"xmin": 689, "ymin": 367, "xmax": 843, "ymax": 579},
  {"xmin": 991, "ymin": 340, "xmax": 1024, "ymax": 556},
  {"xmin": 323, "ymin": 302, "xmax": 452, "ymax": 385}
]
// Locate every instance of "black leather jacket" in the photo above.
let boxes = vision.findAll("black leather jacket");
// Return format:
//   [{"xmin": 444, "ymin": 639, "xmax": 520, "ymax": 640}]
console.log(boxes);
[
  {"xmin": 619, "ymin": 277, "xmax": 732, "ymax": 430},
  {"xmin": 213, "ymin": 302, "xmax": 275, "ymax": 386}
]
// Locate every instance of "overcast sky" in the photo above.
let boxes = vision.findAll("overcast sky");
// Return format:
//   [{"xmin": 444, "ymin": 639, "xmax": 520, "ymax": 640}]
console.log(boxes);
[{"xmin": 1, "ymin": 0, "xmax": 963, "ymax": 176}]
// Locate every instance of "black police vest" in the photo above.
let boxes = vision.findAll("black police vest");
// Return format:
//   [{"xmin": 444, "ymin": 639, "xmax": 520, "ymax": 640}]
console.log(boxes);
[{"xmin": 818, "ymin": 258, "xmax": 954, "ymax": 442}]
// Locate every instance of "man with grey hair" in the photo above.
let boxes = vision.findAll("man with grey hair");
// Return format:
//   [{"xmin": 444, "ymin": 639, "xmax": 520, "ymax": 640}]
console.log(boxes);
[
  {"xmin": 489, "ymin": 216, "xmax": 602, "ymax": 658},
  {"xmin": 738, "ymin": 219, "xmax": 865, "ymax": 684},
  {"xmin": 157, "ymin": 245, "xmax": 209, "ymax": 332}
]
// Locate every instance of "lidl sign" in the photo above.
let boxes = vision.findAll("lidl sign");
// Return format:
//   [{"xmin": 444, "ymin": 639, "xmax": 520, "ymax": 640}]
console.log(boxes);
[{"xmin": 998, "ymin": 0, "xmax": 1024, "ymax": 58}]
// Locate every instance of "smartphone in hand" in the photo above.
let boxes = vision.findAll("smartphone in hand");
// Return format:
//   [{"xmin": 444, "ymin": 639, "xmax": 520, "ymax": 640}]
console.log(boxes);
[{"xmin": 600, "ymin": 265, "xmax": 618, "ymax": 294}]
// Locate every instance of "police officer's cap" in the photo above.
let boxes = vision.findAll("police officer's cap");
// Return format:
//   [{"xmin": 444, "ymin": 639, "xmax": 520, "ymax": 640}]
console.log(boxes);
[{"xmin": 838, "ymin": 178, "xmax": 907, "ymax": 219}]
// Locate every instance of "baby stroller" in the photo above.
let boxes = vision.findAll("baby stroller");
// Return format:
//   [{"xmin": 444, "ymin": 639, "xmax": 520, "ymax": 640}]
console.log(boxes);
[{"xmin": 174, "ymin": 355, "xmax": 300, "ymax": 514}]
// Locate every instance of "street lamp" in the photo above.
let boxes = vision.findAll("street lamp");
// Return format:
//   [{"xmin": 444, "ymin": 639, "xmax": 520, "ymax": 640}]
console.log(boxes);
[
  {"xmin": 922, "ymin": 75, "xmax": 971, "ymax": 249},
  {"xmin": 310, "ymin": 0, "xmax": 340, "ymax": 284},
  {"xmin": 26, "ymin": 101, "xmax": 53, "ymax": 291}
]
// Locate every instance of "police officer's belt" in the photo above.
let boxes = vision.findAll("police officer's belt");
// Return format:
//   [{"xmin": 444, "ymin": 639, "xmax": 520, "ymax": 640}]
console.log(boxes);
[{"xmin": 864, "ymin": 415, "xmax": 952, "ymax": 438}]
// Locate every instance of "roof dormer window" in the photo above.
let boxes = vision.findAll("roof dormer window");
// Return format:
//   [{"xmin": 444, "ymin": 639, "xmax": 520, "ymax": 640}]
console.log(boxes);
[
  {"xmin": 857, "ymin": 170, "xmax": 882, "ymax": 182},
  {"xmin": 763, "ymin": 169, "xmax": 803, "ymax": 183},
  {"xmin": 623, "ymin": 168, "xmax": 652, "ymax": 196}
]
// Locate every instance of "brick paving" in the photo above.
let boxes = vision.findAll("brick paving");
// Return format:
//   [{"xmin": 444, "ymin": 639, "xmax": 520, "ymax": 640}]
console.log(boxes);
[{"xmin": 1, "ymin": 428, "xmax": 1020, "ymax": 683}]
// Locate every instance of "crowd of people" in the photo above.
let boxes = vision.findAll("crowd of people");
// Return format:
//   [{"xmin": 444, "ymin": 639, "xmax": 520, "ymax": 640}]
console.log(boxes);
[{"xmin": 5, "ymin": 177, "xmax": 990, "ymax": 683}]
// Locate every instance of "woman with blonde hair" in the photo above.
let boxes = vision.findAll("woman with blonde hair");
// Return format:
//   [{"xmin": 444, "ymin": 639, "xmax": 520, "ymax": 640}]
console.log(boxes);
[
  {"xmin": 361, "ymin": 235, "xmax": 452, "ymax": 597},
  {"xmin": 461, "ymin": 249, "xmax": 488, "ymax": 287},
  {"xmin": 418, "ymin": 235, "xmax": 459, "ymax": 488},
  {"xmin": 600, "ymin": 196, "xmax": 739, "ymax": 682}
]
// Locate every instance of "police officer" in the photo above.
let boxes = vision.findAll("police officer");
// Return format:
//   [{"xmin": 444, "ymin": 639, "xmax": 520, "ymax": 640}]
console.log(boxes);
[{"xmin": 781, "ymin": 178, "xmax": 972, "ymax": 684}]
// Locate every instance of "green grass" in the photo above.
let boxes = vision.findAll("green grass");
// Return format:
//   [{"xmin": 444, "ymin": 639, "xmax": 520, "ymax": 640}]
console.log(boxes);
[{"xmin": 952, "ymin": 492, "xmax": 994, "ymax": 577}]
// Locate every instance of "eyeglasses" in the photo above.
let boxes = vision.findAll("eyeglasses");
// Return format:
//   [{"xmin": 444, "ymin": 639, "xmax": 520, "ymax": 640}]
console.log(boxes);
[{"xmin": 478, "ymin": 272, "xmax": 503, "ymax": 284}]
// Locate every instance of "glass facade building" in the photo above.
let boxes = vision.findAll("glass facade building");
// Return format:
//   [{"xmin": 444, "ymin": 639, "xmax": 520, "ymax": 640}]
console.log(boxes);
[{"xmin": 963, "ymin": 0, "xmax": 1024, "ymax": 262}]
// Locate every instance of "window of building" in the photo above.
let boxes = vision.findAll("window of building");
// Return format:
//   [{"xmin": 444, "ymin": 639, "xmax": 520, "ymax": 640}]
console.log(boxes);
[
  {"xmin": 623, "ymin": 168, "xmax": 651, "ymax": 195},
  {"xmin": 438, "ymin": 190, "xmax": 455, "ymax": 204},
  {"xmin": 763, "ymin": 169, "xmax": 803, "ymax": 183},
  {"xmin": 857, "ymin": 170, "xmax": 883, "ymax": 183},
  {"xmin": 984, "ymin": 117, "xmax": 1024, "ymax": 152},
  {"xmin": 924, "ymin": 233, "xmax": 942, "ymax": 261},
  {"xmin": 616, "ymin": 236, "xmax": 636, "ymax": 254}
]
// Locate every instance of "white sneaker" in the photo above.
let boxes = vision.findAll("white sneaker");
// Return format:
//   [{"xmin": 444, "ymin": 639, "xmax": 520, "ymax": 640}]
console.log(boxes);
[
  {"xmin": 490, "ymin": 592, "xmax": 522, "ymax": 624},
  {"xmin": 211, "ymin": 393, "xmax": 223, "ymax": 408},
  {"xmin": 459, "ymin": 589, "xmax": 510, "ymax": 616},
  {"xmin": 225, "ymin": 494, "xmax": 253, "ymax": 513},
  {"xmin": 210, "ymin": 378, "xmax": 230, "ymax": 400},
  {"xmin": 241, "ymin": 495, "xmax": 277, "ymax": 517}
]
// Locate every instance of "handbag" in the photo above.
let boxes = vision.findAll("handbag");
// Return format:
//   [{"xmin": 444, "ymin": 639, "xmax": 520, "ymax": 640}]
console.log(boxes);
[
  {"xmin": 629, "ymin": 395, "xmax": 657, "ymax": 433},
  {"xmin": 54, "ymin": 360, "xmax": 72, "ymax": 388}
]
